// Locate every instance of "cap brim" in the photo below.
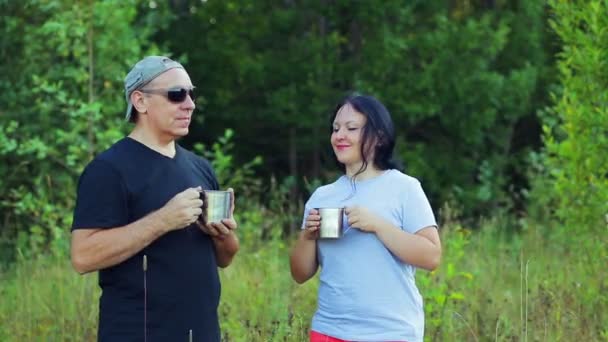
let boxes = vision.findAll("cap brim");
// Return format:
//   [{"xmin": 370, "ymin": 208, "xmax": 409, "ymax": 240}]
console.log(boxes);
[{"xmin": 125, "ymin": 100, "xmax": 133, "ymax": 121}]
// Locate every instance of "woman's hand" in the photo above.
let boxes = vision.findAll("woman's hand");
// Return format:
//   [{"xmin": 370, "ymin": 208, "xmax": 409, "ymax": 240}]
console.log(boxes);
[
  {"xmin": 302, "ymin": 208, "xmax": 321, "ymax": 240},
  {"xmin": 345, "ymin": 206, "xmax": 384, "ymax": 233}
]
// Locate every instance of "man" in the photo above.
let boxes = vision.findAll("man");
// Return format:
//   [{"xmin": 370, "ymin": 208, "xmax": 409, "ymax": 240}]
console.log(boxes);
[{"xmin": 71, "ymin": 56, "xmax": 239, "ymax": 341}]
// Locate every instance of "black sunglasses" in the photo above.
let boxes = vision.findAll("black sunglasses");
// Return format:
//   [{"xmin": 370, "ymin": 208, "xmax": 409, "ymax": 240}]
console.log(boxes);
[{"xmin": 139, "ymin": 87, "xmax": 195, "ymax": 103}]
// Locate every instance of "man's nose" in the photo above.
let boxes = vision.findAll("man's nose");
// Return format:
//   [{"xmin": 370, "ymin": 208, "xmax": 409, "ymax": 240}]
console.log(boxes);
[{"xmin": 183, "ymin": 95, "xmax": 195, "ymax": 110}]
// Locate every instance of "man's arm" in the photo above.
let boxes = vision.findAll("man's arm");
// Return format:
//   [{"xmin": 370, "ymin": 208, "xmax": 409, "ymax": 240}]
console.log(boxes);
[
  {"xmin": 71, "ymin": 187, "xmax": 203, "ymax": 274},
  {"xmin": 211, "ymin": 229, "xmax": 239, "ymax": 268},
  {"xmin": 199, "ymin": 219, "xmax": 240, "ymax": 267},
  {"xmin": 71, "ymin": 212, "xmax": 169, "ymax": 274}
]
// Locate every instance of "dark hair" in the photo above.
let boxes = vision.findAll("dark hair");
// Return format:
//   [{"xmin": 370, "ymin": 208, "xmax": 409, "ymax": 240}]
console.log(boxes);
[{"xmin": 330, "ymin": 93, "xmax": 401, "ymax": 179}]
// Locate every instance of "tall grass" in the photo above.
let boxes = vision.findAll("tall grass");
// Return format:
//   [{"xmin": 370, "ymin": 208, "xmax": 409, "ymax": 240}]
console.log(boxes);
[
  {"xmin": 0, "ymin": 215, "xmax": 605, "ymax": 341},
  {"xmin": 420, "ymin": 216, "xmax": 607, "ymax": 341},
  {"xmin": 0, "ymin": 252, "xmax": 98, "ymax": 341}
]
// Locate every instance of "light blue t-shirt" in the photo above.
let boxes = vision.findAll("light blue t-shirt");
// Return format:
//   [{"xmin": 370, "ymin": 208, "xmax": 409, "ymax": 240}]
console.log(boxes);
[{"xmin": 302, "ymin": 169, "xmax": 437, "ymax": 342}]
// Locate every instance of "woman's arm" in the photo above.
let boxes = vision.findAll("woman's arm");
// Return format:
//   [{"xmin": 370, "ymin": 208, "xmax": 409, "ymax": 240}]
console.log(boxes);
[
  {"xmin": 345, "ymin": 206, "xmax": 442, "ymax": 271},
  {"xmin": 375, "ymin": 224, "xmax": 441, "ymax": 271},
  {"xmin": 289, "ymin": 231, "xmax": 319, "ymax": 283},
  {"xmin": 289, "ymin": 209, "xmax": 321, "ymax": 283}
]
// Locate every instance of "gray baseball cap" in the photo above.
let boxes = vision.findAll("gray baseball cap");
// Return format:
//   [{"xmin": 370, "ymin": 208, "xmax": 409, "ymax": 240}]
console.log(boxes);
[{"xmin": 124, "ymin": 56, "xmax": 184, "ymax": 121}]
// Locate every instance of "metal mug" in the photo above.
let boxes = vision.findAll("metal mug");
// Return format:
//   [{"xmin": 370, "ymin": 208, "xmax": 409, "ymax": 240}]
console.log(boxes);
[
  {"xmin": 201, "ymin": 190, "xmax": 231, "ymax": 224},
  {"xmin": 317, "ymin": 207, "xmax": 348, "ymax": 239}
]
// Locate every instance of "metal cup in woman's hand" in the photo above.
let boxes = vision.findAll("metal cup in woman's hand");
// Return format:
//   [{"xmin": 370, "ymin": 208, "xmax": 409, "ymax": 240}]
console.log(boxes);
[{"xmin": 317, "ymin": 208, "xmax": 347, "ymax": 239}]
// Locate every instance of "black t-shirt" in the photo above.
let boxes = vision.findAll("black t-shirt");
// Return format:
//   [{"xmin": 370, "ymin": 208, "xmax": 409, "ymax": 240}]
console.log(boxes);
[{"xmin": 72, "ymin": 137, "xmax": 221, "ymax": 342}]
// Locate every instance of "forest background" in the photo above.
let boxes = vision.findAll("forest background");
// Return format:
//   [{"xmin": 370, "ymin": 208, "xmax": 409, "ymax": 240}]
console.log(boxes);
[{"xmin": 0, "ymin": 0, "xmax": 606, "ymax": 341}]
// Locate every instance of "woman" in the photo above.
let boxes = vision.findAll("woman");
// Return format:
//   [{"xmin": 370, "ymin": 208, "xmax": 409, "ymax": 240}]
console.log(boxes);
[{"xmin": 290, "ymin": 94, "xmax": 442, "ymax": 342}]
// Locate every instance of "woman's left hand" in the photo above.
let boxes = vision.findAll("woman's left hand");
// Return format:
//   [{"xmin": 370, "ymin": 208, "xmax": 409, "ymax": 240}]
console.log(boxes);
[{"xmin": 345, "ymin": 206, "xmax": 383, "ymax": 233}]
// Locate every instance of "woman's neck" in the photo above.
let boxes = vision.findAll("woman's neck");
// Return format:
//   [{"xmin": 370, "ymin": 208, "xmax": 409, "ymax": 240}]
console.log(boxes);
[{"xmin": 345, "ymin": 162, "xmax": 385, "ymax": 181}]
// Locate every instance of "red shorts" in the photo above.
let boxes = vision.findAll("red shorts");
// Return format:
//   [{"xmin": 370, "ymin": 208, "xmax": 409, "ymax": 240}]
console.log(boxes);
[
  {"xmin": 310, "ymin": 331, "xmax": 348, "ymax": 342},
  {"xmin": 309, "ymin": 330, "xmax": 408, "ymax": 342}
]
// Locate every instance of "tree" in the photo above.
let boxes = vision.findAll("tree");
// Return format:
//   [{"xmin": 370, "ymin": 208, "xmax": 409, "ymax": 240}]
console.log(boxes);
[
  {"xmin": 534, "ymin": 0, "xmax": 608, "ymax": 231},
  {"xmin": 0, "ymin": 0, "xmax": 166, "ymax": 261},
  {"xmin": 158, "ymin": 0, "xmax": 551, "ymax": 220}
]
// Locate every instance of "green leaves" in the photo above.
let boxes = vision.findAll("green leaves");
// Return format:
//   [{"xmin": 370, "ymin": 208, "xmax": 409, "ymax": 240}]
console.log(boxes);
[
  {"xmin": 0, "ymin": 0, "xmax": 155, "ymax": 261},
  {"xmin": 537, "ymin": 0, "xmax": 608, "ymax": 231},
  {"xmin": 160, "ymin": 1, "xmax": 551, "ymax": 220}
]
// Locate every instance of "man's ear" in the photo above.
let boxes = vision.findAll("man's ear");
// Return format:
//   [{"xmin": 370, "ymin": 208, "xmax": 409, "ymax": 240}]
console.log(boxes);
[{"xmin": 131, "ymin": 91, "xmax": 148, "ymax": 114}]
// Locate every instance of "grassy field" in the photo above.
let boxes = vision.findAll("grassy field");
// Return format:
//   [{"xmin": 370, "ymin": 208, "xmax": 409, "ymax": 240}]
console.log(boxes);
[{"xmin": 0, "ymin": 216, "xmax": 606, "ymax": 341}]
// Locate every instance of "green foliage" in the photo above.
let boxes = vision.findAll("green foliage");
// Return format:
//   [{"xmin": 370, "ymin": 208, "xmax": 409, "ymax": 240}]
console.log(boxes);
[
  {"xmin": 355, "ymin": 2, "xmax": 548, "ymax": 218},
  {"xmin": 219, "ymin": 239, "xmax": 308, "ymax": 341},
  {"xmin": 525, "ymin": 6, "xmax": 608, "ymax": 338},
  {"xmin": 0, "ymin": 255, "xmax": 98, "ymax": 341},
  {"xmin": 194, "ymin": 128, "xmax": 263, "ymax": 197},
  {"xmin": 0, "ymin": 0, "xmax": 165, "ymax": 261},
  {"xmin": 160, "ymin": 0, "xmax": 552, "ymax": 220},
  {"xmin": 0, "ymin": 1, "xmax": 606, "ymax": 340},
  {"xmin": 1, "ymin": 213, "xmax": 604, "ymax": 341},
  {"xmin": 532, "ymin": 0, "xmax": 608, "ymax": 232},
  {"xmin": 0, "ymin": 2, "xmax": 555, "ymax": 264},
  {"xmin": 417, "ymin": 205, "xmax": 474, "ymax": 340}
]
